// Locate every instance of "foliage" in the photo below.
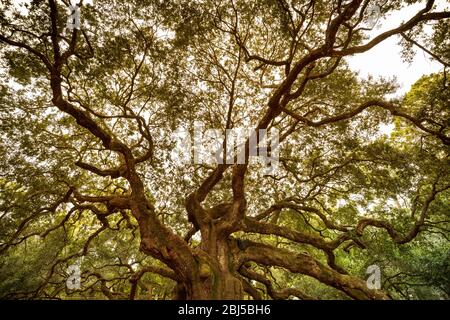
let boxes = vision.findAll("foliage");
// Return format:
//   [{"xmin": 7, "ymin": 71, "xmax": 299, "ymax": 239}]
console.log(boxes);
[{"xmin": 0, "ymin": 0, "xmax": 449, "ymax": 300}]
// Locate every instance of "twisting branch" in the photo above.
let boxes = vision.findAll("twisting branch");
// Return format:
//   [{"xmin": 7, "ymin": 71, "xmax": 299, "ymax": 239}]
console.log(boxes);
[
  {"xmin": 74, "ymin": 161, "xmax": 126, "ymax": 178},
  {"xmin": 240, "ymin": 241, "xmax": 389, "ymax": 300},
  {"xmin": 281, "ymin": 100, "xmax": 450, "ymax": 145},
  {"xmin": 129, "ymin": 265, "xmax": 179, "ymax": 300},
  {"xmin": 332, "ymin": 1, "xmax": 450, "ymax": 57},
  {"xmin": 355, "ymin": 182, "xmax": 450, "ymax": 244},
  {"xmin": 239, "ymin": 266, "xmax": 317, "ymax": 300},
  {"xmin": 400, "ymin": 32, "xmax": 450, "ymax": 68},
  {"xmin": 0, "ymin": 187, "xmax": 73, "ymax": 254}
]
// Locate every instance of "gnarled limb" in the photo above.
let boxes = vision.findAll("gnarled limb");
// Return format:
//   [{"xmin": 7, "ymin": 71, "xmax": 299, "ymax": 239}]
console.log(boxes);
[{"xmin": 241, "ymin": 241, "xmax": 389, "ymax": 300}]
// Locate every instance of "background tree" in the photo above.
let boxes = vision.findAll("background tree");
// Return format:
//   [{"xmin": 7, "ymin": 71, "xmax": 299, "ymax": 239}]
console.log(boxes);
[{"xmin": 0, "ymin": 0, "xmax": 449, "ymax": 299}]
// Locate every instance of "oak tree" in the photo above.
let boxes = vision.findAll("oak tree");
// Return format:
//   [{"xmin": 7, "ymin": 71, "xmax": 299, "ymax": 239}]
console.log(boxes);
[{"xmin": 0, "ymin": 0, "xmax": 449, "ymax": 299}]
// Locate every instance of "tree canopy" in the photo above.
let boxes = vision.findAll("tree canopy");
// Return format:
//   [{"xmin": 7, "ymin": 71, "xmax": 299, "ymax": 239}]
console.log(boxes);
[{"xmin": 0, "ymin": 0, "xmax": 449, "ymax": 300}]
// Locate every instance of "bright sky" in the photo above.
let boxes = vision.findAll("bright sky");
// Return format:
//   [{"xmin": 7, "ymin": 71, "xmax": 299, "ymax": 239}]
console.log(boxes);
[
  {"xmin": 347, "ymin": 2, "xmax": 447, "ymax": 96},
  {"xmin": 6, "ymin": 1, "xmax": 447, "ymax": 99}
]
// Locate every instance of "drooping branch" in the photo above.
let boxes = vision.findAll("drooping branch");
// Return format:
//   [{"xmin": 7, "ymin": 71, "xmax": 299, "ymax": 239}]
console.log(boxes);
[
  {"xmin": 239, "ymin": 266, "xmax": 317, "ymax": 300},
  {"xmin": 400, "ymin": 32, "xmax": 450, "ymax": 68},
  {"xmin": 242, "ymin": 217, "xmax": 335, "ymax": 252},
  {"xmin": 355, "ymin": 183, "xmax": 450, "ymax": 244},
  {"xmin": 241, "ymin": 241, "xmax": 389, "ymax": 300},
  {"xmin": 242, "ymin": 216, "xmax": 348, "ymax": 274},
  {"xmin": 0, "ymin": 34, "xmax": 52, "ymax": 70},
  {"xmin": 129, "ymin": 265, "xmax": 179, "ymax": 300}
]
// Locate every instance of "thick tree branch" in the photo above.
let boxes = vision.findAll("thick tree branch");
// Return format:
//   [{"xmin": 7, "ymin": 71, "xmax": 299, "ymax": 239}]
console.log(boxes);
[
  {"xmin": 240, "ymin": 266, "xmax": 317, "ymax": 300},
  {"xmin": 356, "ymin": 182, "xmax": 450, "ymax": 244},
  {"xmin": 282, "ymin": 100, "xmax": 450, "ymax": 145},
  {"xmin": 241, "ymin": 241, "xmax": 389, "ymax": 300}
]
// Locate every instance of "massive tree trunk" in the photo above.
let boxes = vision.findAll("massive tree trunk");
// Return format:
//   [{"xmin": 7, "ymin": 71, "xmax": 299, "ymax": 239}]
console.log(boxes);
[{"xmin": 173, "ymin": 225, "xmax": 244, "ymax": 300}]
